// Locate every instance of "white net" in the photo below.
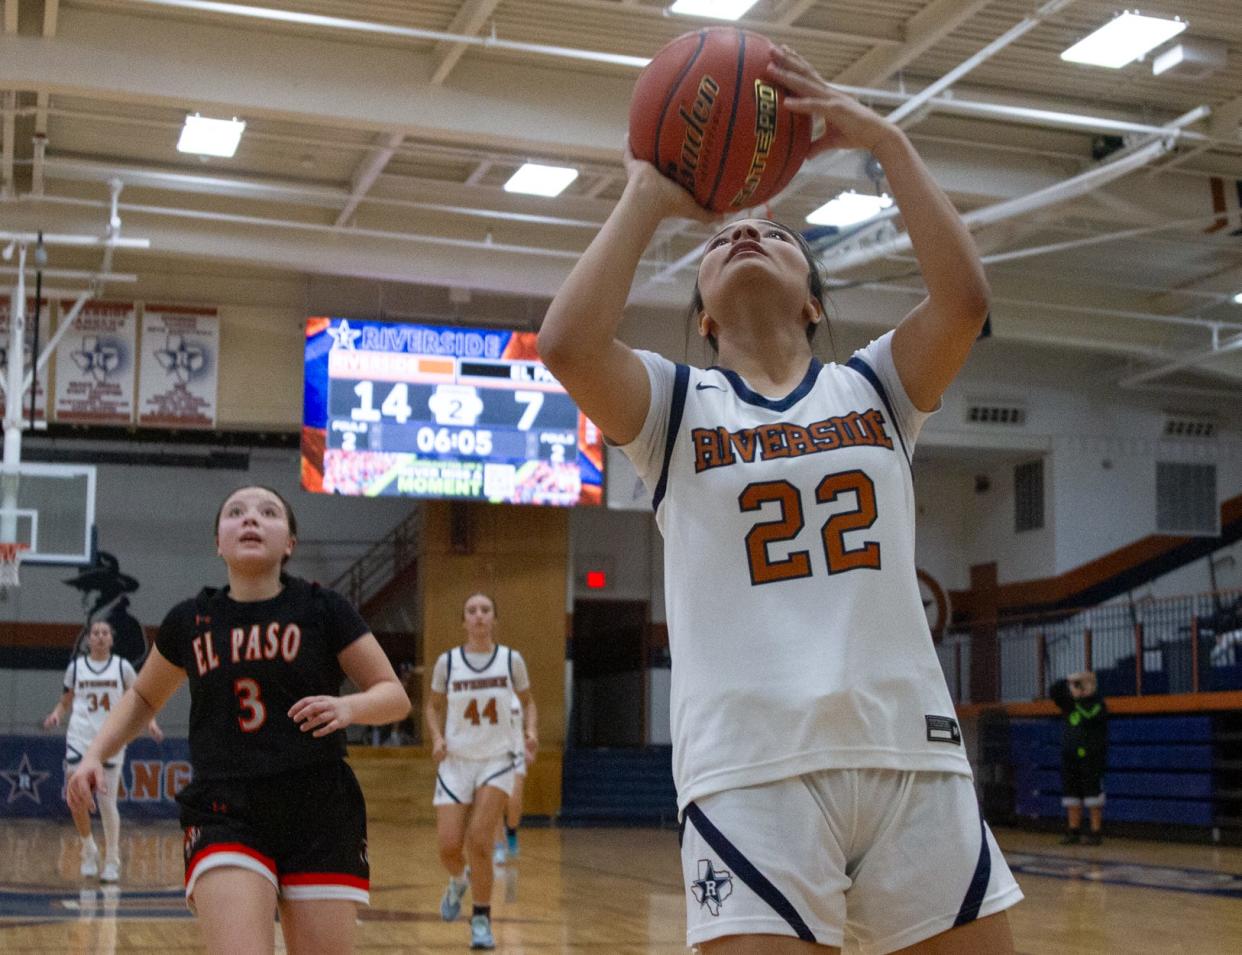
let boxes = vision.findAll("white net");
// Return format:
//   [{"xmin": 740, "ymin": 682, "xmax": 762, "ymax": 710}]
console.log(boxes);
[{"xmin": 0, "ymin": 543, "xmax": 27, "ymax": 589}]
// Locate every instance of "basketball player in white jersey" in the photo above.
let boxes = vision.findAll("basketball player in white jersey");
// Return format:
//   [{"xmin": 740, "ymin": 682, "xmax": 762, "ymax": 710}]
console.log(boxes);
[
  {"xmin": 44, "ymin": 620, "xmax": 163, "ymax": 882},
  {"xmin": 494, "ymin": 693, "xmax": 527, "ymax": 865},
  {"xmin": 539, "ymin": 45, "xmax": 1020, "ymax": 954},
  {"xmin": 426, "ymin": 593, "xmax": 538, "ymax": 950}
]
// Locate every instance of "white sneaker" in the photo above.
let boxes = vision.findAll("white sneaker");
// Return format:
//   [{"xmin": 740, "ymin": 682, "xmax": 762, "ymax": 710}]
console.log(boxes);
[
  {"xmin": 493, "ymin": 843, "xmax": 507, "ymax": 866},
  {"xmin": 100, "ymin": 861, "xmax": 120, "ymax": 883},
  {"xmin": 469, "ymin": 913, "xmax": 495, "ymax": 950},
  {"xmin": 80, "ymin": 843, "xmax": 99, "ymax": 879}
]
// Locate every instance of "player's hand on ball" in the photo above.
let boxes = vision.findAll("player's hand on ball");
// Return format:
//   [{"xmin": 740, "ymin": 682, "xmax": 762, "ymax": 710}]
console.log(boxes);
[
  {"xmin": 767, "ymin": 46, "xmax": 898, "ymax": 156},
  {"xmin": 66, "ymin": 759, "xmax": 104, "ymax": 814},
  {"xmin": 623, "ymin": 140, "xmax": 716, "ymax": 225},
  {"xmin": 289, "ymin": 695, "xmax": 353, "ymax": 737}
]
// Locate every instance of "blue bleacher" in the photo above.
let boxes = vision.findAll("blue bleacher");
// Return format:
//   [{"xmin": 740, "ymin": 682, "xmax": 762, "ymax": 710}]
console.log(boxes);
[
  {"xmin": 1007, "ymin": 714, "xmax": 1219, "ymax": 830},
  {"xmin": 560, "ymin": 747, "xmax": 678, "ymax": 826}
]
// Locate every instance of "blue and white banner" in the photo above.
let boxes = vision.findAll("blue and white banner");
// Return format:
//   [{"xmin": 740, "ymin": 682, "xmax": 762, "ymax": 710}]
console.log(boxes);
[{"xmin": 0, "ymin": 735, "xmax": 189, "ymax": 820}]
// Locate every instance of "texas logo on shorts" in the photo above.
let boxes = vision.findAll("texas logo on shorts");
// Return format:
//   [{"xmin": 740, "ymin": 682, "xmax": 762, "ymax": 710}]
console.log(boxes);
[{"xmin": 691, "ymin": 859, "xmax": 733, "ymax": 916}]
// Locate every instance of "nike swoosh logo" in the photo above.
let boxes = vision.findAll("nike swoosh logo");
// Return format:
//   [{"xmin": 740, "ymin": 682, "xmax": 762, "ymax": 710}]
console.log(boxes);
[{"xmin": 695, "ymin": 382, "xmax": 725, "ymax": 392}]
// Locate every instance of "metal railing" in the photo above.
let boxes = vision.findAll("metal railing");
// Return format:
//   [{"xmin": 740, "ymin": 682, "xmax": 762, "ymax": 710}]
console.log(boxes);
[
  {"xmin": 939, "ymin": 589, "xmax": 1242, "ymax": 704},
  {"xmin": 329, "ymin": 507, "xmax": 422, "ymax": 610}
]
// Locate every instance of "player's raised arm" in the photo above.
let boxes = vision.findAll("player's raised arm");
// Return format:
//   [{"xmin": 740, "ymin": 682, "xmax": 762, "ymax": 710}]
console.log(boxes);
[
  {"xmin": 770, "ymin": 46, "xmax": 990, "ymax": 410},
  {"xmin": 538, "ymin": 149, "xmax": 712, "ymax": 446}
]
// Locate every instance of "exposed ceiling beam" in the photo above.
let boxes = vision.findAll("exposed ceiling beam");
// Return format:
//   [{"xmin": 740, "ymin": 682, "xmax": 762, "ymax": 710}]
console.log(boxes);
[
  {"xmin": 832, "ymin": 0, "xmax": 996, "ymax": 86},
  {"xmin": 774, "ymin": 0, "xmax": 818, "ymax": 28},
  {"xmin": 429, "ymin": 0, "xmax": 502, "ymax": 87},
  {"xmin": 1210, "ymin": 93, "xmax": 1242, "ymax": 141},
  {"xmin": 335, "ymin": 131, "xmax": 405, "ymax": 228},
  {"xmin": 0, "ymin": 9, "xmax": 632, "ymax": 161},
  {"xmin": 464, "ymin": 160, "xmax": 493, "ymax": 187}
]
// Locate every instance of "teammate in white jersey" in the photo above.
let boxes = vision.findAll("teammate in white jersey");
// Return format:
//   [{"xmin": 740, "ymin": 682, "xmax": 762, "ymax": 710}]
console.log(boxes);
[
  {"xmin": 425, "ymin": 593, "xmax": 538, "ymax": 950},
  {"xmin": 494, "ymin": 693, "xmax": 528, "ymax": 865},
  {"xmin": 44, "ymin": 620, "xmax": 163, "ymax": 882},
  {"xmin": 539, "ymin": 45, "xmax": 1020, "ymax": 954}
]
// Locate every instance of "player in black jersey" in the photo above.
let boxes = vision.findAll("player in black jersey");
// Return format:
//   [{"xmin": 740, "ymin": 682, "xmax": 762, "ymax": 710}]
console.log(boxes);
[{"xmin": 68, "ymin": 485, "xmax": 410, "ymax": 955}]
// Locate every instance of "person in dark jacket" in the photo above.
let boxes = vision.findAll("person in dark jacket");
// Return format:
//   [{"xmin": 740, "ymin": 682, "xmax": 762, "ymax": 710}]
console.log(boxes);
[{"xmin": 1050, "ymin": 670, "xmax": 1107, "ymax": 845}]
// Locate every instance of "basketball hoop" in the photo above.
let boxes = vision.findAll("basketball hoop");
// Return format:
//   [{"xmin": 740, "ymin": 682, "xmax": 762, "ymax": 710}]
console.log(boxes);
[{"xmin": 0, "ymin": 542, "xmax": 29, "ymax": 590}]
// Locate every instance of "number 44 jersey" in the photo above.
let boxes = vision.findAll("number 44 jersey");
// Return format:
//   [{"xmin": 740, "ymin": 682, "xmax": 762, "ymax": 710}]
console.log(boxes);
[
  {"xmin": 621, "ymin": 332, "xmax": 971, "ymax": 811},
  {"xmin": 433, "ymin": 645, "xmax": 529, "ymax": 761},
  {"xmin": 156, "ymin": 576, "xmax": 370, "ymax": 780}
]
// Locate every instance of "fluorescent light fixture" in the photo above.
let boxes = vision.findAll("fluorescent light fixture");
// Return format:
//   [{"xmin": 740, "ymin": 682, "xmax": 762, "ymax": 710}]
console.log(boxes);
[
  {"xmin": 1061, "ymin": 12, "xmax": 1187, "ymax": 69},
  {"xmin": 806, "ymin": 191, "xmax": 893, "ymax": 228},
  {"xmin": 669, "ymin": 0, "xmax": 759, "ymax": 21},
  {"xmin": 177, "ymin": 114, "xmax": 246, "ymax": 157},
  {"xmin": 503, "ymin": 162, "xmax": 579, "ymax": 197},
  {"xmin": 1231, "ymin": 292, "xmax": 1242, "ymax": 306}
]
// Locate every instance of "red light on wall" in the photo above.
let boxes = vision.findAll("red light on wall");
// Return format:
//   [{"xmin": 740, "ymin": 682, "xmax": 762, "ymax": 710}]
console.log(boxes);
[{"xmin": 585, "ymin": 570, "xmax": 607, "ymax": 590}]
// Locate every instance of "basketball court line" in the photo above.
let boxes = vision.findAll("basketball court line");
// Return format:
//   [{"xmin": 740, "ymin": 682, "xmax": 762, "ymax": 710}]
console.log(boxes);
[{"xmin": 1007, "ymin": 851, "xmax": 1242, "ymax": 897}]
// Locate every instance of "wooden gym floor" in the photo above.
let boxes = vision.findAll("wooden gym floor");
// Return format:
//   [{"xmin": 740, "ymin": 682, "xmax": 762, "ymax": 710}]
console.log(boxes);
[{"xmin": 1, "ymin": 818, "xmax": 1240, "ymax": 953}]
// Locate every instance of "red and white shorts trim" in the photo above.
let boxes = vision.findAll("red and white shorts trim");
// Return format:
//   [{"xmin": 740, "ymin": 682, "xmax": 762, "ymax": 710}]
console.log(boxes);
[{"xmin": 185, "ymin": 843, "xmax": 370, "ymax": 911}]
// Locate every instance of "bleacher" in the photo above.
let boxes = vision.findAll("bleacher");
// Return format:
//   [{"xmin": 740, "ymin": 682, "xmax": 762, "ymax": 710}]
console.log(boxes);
[
  {"xmin": 559, "ymin": 746, "xmax": 678, "ymax": 827},
  {"xmin": 1008, "ymin": 715, "xmax": 1220, "ymax": 832}
]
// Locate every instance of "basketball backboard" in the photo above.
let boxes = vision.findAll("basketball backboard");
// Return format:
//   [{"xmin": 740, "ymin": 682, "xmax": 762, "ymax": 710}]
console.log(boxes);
[{"xmin": 0, "ymin": 463, "xmax": 96, "ymax": 565}]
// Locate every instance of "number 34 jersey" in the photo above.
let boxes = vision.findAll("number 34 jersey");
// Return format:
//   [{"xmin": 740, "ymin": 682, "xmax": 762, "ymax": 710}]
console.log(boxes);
[
  {"xmin": 621, "ymin": 332, "xmax": 970, "ymax": 810},
  {"xmin": 156, "ymin": 576, "xmax": 370, "ymax": 780}
]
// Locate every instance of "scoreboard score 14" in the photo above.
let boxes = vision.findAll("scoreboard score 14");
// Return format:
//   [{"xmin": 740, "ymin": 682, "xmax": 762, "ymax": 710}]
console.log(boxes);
[{"xmin": 302, "ymin": 318, "xmax": 603, "ymax": 507}]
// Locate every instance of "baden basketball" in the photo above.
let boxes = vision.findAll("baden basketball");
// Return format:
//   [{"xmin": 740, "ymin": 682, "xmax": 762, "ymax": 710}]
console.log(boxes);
[{"xmin": 629, "ymin": 28, "xmax": 811, "ymax": 214}]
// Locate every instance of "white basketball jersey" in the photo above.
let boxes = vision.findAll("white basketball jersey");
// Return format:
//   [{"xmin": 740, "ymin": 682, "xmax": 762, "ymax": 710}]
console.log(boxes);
[
  {"xmin": 622, "ymin": 332, "xmax": 970, "ymax": 810},
  {"xmin": 442, "ymin": 645, "xmax": 519, "ymax": 761},
  {"xmin": 64, "ymin": 654, "xmax": 134, "ymax": 759}
]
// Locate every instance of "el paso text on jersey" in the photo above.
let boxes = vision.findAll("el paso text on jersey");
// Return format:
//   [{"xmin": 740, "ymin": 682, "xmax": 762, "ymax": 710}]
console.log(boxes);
[{"xmin": 190, "ymin": 619, "xmax": 302, "ymax": 675}]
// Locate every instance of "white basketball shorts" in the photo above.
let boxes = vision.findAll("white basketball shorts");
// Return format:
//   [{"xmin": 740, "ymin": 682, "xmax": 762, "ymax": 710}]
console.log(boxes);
[
  {"xmin": 679, "ymin": 768, "xmax": 1022, "ymax": 953},
  {"xmin": 433, "ymin": 754, "xmax": 516, "ymax": 806}
]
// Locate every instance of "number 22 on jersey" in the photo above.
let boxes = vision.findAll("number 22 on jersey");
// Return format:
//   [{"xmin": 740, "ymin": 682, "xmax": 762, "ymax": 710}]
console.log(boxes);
[{"xmin": 740, "ymin": 469, "xmax": 881, "ymax": 585}]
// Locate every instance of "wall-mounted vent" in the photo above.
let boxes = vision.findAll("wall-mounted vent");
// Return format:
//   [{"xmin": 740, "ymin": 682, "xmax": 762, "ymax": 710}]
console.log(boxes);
[
  {"xmin": 1156, "ymin": 462, "xmax": 1217, "ymax": 535},
  {"xmin": 1162, "ymin": 413, "xmax": 1217, "ymax": 439},
  {"xmin": 966, "ymin": 402, "xmax": 1026, "ymax": 426}
]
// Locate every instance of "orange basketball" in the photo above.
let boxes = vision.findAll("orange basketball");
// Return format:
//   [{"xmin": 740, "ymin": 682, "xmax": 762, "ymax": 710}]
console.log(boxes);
[{"xmin": 629, "ymin": 28, "xmax": 811, "ymax": 214}]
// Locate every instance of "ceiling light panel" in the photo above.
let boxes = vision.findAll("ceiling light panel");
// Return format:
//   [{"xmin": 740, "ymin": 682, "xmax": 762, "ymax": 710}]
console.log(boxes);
[
  {"xmin": 1061, "ymin": 12, "xmax": 1187, "ymax": 69},
  {"xmin": 669, "ymin": 1, "xmax": 760, "ymax": 21},
  {"xmin": 177, "ymin": 114, "xmax": 246, "ymax": 157},
  {"xmin": 806, "ymin": 192, "xmax": 893, "ymax": 228},
  {"xmin": 504, "ymin": 163, "xmax": 579, "ymax": 197}
]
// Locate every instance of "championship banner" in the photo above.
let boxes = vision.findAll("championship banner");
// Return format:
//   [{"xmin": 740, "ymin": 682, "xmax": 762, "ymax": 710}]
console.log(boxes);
[
  {"xmin": 0, "ymin": 734, "xmax": 189, "ymax": 820},
  {"xmin": 137, "ymin": 306, "xmax": 219, "ymax": 428},
  {"xmin": 53, "ymin": 301, "xmax": 137, "ymax": 425},
  {"xmin": 0, "ymin": 298, "xmax": 51, "ymax": 426}
]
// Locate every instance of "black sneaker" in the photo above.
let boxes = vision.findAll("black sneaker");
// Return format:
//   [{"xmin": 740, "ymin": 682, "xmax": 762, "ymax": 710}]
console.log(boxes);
[
  {"xmin": 1059, "ymin": 831, "xmax": 1081, "ymax": 845},
  {"xmin": 1085, "ymin": 832, "xmax": 1103, "ymax": 846}
]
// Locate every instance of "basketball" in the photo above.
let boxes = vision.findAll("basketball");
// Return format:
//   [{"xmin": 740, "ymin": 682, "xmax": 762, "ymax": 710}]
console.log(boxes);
[{"xmin": 629, "ymin": 28, "xmax": 812, "ymax": 213}]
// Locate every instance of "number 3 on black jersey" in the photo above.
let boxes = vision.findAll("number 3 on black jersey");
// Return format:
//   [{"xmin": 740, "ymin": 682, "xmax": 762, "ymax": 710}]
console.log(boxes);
[
  {"xmin": 234, "ymin": 677, "xmax": 268, "ymax": 732},
  {"xmin": 739, "ymin": 469, "xmax": 880, "ymax": 585}
]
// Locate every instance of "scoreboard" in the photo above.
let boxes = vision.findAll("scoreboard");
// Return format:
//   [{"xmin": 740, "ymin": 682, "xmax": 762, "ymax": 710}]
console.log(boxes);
[{"xmin": 301, "ymin": 318, "xmax": 603, "ymax": 507}]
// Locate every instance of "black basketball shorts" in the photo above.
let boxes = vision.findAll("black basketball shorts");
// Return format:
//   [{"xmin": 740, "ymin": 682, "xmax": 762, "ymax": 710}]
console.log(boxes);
[
  {"xmin": 177, "ymin": 759, "xmax": 369, "ymax": 908},
  {"xmin": 1060, "ymin": 753, "xmax": 1106, "ymax": 808}
]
